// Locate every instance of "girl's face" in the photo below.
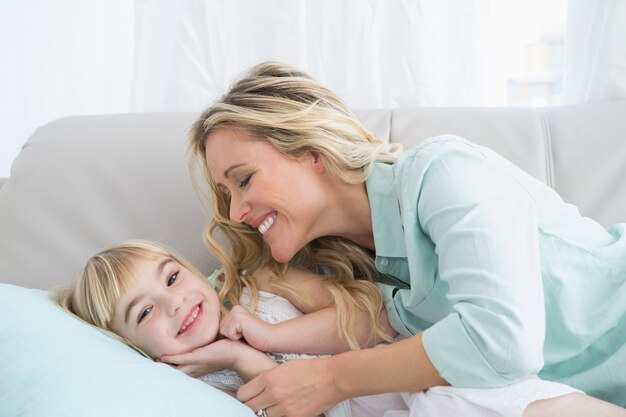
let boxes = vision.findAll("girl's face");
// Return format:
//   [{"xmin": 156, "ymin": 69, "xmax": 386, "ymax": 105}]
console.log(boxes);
[
  {"xmin": 111, "ymin": 257, "xmax": 221, "ymax": 359},
  {"xmin": 204, "ymin": 128, "xmax": 329, "ymax": 262}
]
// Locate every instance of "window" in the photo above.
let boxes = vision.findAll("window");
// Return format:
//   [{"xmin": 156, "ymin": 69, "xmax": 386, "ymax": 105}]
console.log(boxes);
[{"xmin": 485, "ymin": 0, "xmax": 567, "ymax": 106}]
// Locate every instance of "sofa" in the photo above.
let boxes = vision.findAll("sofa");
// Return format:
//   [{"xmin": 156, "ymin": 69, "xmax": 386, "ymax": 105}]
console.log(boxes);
[{"xmin": 1, "ymin": 102, "xmax": 625, "ymax": 415}]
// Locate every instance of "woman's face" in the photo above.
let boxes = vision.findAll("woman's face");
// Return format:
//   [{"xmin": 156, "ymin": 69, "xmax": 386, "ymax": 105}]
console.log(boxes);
[{"xmin": 204, "ymin": 128, "xmax": 328, "ymax": 262}]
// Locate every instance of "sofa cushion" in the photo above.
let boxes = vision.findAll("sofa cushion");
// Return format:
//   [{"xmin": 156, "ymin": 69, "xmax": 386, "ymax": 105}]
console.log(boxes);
[
  {"xmin": 545, "ymin": 101, "xmax": 626, "ymax": 226},
  {"xmin": 0, "ymin": 113, "xmax": 216, "ymax": 289}
]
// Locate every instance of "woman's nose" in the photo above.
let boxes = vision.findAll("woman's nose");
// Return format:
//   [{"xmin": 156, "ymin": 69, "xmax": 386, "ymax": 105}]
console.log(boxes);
[{"xmin": 229, "ymin": 194, "xmax": 252, "ymax": 223}]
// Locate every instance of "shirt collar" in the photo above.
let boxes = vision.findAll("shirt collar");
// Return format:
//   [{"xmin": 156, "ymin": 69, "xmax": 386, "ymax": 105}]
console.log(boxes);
[{"xmin": 365, "ymin": 162, "xmax": 407, "ymax": 258}]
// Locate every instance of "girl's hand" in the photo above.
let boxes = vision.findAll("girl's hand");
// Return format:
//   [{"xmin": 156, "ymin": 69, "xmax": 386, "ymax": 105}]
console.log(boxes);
[
  {"xmin": 161, "ymin": 339, "xmax": 278, "ymax": 381},
  {"xmin": 237, "ymin": 357, "xmax": 340, "ymax": 417},
  {"xmin": 220, "ymin": 305, "xmax": 274, "ymax": 352},
  {"xmin": 160, "ymin": 338, "xmax": 242, "ymax": 377}
]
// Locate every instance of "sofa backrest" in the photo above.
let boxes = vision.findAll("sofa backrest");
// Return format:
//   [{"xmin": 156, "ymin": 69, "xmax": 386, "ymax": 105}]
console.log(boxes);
[{"xmin": 1, "ymin": 101, "xmax": 624, "ymax": 289}]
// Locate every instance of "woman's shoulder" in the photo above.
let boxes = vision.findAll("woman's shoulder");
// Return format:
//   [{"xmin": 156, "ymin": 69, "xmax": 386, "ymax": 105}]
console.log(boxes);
[
  {"xmin": 393, "ymin": 134, "xmax": 489, "ymax": 180},
  {"xmin": 390, "ymin": 134, "xmax": 516, "ymax": 209},
  {"xmin": 397, "ymin": 134, "xmax": 486, "ymax": 165}
]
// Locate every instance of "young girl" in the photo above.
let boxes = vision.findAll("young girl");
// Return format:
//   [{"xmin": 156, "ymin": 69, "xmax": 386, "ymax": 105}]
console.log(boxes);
[{"xmin": 55, "ymin": 240, "xmax": 622, "ymax": 417}]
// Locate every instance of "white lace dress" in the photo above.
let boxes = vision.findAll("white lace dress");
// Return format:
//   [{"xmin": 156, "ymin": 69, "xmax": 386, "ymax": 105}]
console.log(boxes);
[{"xmin": 197, "ymin": 289, "xmax": 581, "ymax": 417}]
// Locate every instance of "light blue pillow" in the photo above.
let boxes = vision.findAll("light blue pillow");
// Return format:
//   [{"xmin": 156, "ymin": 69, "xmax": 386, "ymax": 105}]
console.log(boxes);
[{"xmin": 0, "ymin": 284, "xmax": 254, "ymax": 417}]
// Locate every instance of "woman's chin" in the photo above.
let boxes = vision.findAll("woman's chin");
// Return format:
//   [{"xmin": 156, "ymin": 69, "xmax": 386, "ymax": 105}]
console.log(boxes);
[{"xmin": 269, "ymin": 245, "xmax": 297, "ymax": 263}]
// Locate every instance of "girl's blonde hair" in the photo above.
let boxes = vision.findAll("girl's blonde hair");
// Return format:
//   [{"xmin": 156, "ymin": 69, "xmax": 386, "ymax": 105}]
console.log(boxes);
[
  {"xmin": 188, "ymin": 62, "xmax": 401, "ymax": 348},
  {"xmin": 54, "ymin": 240, "xmax": 207, "ymax": 358}
]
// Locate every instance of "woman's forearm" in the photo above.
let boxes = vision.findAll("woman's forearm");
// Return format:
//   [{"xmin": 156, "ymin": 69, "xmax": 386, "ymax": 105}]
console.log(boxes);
[
  {"xmin": 236, "ymin": 332, "xmax": 448, "ymax": 417},
  {"xmin": 330, "ymin": 333, "xmax": 447, "ymax": 397},
  {"xmin": 267, "ymin": 305, "xmax": 394, "ymax": 354}
]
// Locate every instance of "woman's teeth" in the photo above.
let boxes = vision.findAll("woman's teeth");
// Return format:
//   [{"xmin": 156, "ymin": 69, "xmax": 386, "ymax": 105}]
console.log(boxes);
[
  {"xmin": 179, "ymin": 306, "xmax": 200, "ymax": 334},
  {"xmin": 258, "ymin": 214, "xmax": 276, "ymax": 235}
]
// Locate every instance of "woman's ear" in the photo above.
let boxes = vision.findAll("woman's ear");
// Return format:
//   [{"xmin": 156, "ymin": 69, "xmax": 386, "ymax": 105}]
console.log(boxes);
[{"xmin": 310, "ymin": 151, "xmax": 325, "ymax": 174}]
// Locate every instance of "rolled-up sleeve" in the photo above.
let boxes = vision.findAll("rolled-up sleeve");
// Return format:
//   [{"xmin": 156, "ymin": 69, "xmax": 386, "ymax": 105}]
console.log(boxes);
[{"xmin": 401, "ymin": 138, "xmax": 546, "ymax": 387}]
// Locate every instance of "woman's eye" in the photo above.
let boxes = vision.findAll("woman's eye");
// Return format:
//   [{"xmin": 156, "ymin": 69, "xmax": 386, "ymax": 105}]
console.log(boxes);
[
  {"xmin": 138, "ymin": 306, "xmax": 152, "ymax": 323},
  {"xmin": 238, "ymin": 174, "xmax": 252, "ymax": 189},
  {"xmin": 167, "ymin": 272, "xmax": 178, "ymax": 286}
]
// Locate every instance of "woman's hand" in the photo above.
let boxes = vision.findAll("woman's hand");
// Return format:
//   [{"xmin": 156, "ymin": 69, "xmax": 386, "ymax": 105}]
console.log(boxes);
[{"xmin": 237, "ymin": 357, "xmax": 341, "ymax": 417}]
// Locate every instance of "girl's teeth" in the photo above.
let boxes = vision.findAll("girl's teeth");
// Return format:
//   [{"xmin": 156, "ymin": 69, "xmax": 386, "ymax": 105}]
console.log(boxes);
[
  {"xmin": 258, "ymin": 214, "xmax": 276, "ymax": 234},
  {"xmin": 179, "ymin": 306, "xmax": 200, "ymax": 333}
]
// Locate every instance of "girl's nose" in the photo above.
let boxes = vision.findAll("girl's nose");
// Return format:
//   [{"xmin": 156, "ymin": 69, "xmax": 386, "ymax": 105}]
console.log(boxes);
[{"xmin": 165, "ymin": 293, "xmax": 184, "ymax": 316}]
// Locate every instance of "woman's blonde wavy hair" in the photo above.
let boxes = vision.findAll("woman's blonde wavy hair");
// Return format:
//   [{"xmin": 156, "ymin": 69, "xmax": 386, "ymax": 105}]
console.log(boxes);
[
  {"xmin": 54, "ymin": 240, "xmax": 208, "ymax": 359},
  {"xmin": 188, "ymin": 62, "xmax": 402, "ymax": 349}
]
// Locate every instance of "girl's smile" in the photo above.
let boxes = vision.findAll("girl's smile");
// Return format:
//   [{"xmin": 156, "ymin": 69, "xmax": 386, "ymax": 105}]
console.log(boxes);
[{"xmin": 178, "ymin": 302, "xmax": 202, "ymax": 336}]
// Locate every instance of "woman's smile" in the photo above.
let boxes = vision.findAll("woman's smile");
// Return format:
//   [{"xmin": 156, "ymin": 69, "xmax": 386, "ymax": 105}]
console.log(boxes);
[{"xmin": 257, "ymin": 212, "xmax": 277, "ymax": 236}]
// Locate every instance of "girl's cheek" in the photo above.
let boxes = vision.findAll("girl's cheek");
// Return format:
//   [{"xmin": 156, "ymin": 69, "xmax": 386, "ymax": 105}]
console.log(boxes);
[{"xmin": 140, "ymin": 323, "xmax": 161, "ymax": 348}]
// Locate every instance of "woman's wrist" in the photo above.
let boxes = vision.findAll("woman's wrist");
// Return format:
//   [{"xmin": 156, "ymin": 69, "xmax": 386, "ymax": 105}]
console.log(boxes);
[
  {"xmin": 325, "ymin": 351, "xmax": 359, "ymax": 401},
  {"xmin": 324, "ymin": 333, "xmax": 448, "ymax": 398}
]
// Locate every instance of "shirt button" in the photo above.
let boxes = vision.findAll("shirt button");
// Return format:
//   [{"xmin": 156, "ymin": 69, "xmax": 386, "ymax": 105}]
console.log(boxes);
[{"xmin": 379, "ymin": 259, "xmax": 389, "ymax": 266}]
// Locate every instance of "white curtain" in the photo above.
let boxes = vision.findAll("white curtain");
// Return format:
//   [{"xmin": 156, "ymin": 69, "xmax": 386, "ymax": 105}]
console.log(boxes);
[
  {"xmin": 561, "ymin": 0, "xmax": 626, "ymax": 103},
  {"xmin": 3, "ymin": 0, "xmax": 624, "ymax": 178},
  {"xmin": 0, "ymin": 0, "xmax": 134, "ymax": 178},
  {"xmin": 130, "ymin": 0, "xmax": 489, "ymax": 111},
  {"xmin": 0, "ymin": 0, "xmax": 492, "ymax": 178}
]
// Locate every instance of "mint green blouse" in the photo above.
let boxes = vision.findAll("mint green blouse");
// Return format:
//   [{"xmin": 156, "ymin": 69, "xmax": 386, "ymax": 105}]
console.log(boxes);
[{"xmin": 367, "ymin": 135, "xmax": 626, "ymax": 405}]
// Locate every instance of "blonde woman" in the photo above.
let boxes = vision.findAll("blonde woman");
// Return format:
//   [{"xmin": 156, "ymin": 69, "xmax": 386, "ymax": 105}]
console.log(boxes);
[{"xmin": 187, "ymin": 61, "xmax": 626, "ymax": 416}]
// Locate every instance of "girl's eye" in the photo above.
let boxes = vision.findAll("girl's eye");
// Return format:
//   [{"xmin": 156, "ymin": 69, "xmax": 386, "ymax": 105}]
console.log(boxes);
[
  {"xmin": 167, "ymin": 272, "xmax": 178, "ymax": 286},
  {"xmin": 138, "ymin": 306, "xmax": 152, "ymax": 323},
  {"xmin": 238, "ymin": 174, "xmax": 252, "ymax": 189}
]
